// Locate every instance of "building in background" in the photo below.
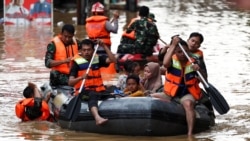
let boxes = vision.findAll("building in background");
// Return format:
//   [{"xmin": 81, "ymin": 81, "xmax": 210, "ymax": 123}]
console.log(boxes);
[{"xmin": 4, "ymin": 0, "xmax": 52, "ymax": 25}]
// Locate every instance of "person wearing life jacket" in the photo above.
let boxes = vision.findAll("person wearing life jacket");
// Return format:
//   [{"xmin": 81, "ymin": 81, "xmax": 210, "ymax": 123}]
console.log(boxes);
[
  {"xmin": 68, "ymin": 39, "xmax": 116, "ymax": 126},
  {"xmin": 151, "ymin": 36, "xmax": 204, "ymax": 136},
  {"xmin": 86, "ymin": 2, "xmax": 119, "ymax": 74},
  {"xmin": 45, "ymin": 24, "xmax": 79, "ymax": 87},
  {"xmin": 187, "ymin": 32, "xmax": 214, "ymax": 117},
  {"xmin": 120, "ymin": 12, "xmax": 158, "ymax": 46},
  {"xmin": 86, "ymin": 2, "xmax": 119, "ymax": 53},
  {"xmin": 120, "ymin": 15, "xmax": 139, "ymax": 44},
  {"xmin": 15, "ymin": 82, "xmax": 51, "ymax": 121},
  {"xmin": 117, "ymin": 6, "xmax": 159, "ymax": 57},
  {"xmin": 187, "ymin": 32, "xmax": 208, "ymax": 81}
]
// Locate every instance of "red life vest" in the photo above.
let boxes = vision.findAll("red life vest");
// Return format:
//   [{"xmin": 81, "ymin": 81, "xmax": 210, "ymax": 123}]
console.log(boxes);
[
  {"xmin": 164, "ymin": 55, "xmax": 202, "ymax": 100},
  {"xmin": 15, "ymin": 98, "xmax": 50, "ymax": 121},
  {"xmin": 86, "ymin": 15, "xmax": 111, "ymax": 46},
  {"xmin": 51, "ymin": 35, "xmax": 78, "ymax": 74}
]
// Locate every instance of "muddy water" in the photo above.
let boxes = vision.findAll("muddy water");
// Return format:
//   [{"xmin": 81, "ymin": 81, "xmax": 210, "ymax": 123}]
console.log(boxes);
[{"xmin": 0, "ymin": 0, "xmax": 250, "ymax": 141}]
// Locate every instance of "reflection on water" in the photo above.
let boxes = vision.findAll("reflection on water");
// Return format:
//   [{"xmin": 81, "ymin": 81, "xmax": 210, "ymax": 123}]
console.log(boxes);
[{"xmin": 0, "ymin": 0, "xmax": 250, "ymax": 140}]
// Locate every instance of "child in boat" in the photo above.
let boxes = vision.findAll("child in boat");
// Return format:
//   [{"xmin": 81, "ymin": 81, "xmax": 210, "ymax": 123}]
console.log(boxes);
[
  {"xmin": 141, "ymin": 62, "xmax": 162, "ymax": 95},
  {"xmin": 123, "ymin": 74, "xmax": 144, "ymax": 97},
  {"xmin": 117, "ymin": 60, "xmax": 141, "ymax": 91}
]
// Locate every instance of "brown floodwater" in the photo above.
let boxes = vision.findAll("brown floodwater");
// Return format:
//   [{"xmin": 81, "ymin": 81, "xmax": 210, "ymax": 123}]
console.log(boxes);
[{"xmin": 0, "ymin": 0, "xmax": 250, "ymax": 141}]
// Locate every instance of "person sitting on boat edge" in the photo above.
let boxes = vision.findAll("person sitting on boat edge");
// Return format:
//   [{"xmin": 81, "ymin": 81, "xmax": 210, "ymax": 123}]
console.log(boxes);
[
  {"xmin": 123, "ymin": 74, "xmax": 144, "ymax": 97},
  {"xmin": 187, "ymin": 32, "xmax": 208, "ymax": 81},
  {"xmin": 150, "ymin": 36, "xmax": 205, "ymax": 136},
  {"xmin": 45, "ymin": 24, "xmax": 79, "ymax": 88},
  {"xmin": 117, "ymin": 60, "xmax": 141, "ymax": 91},
  {"xmin": 187, "ymin": 32, "xmax": 214, "ymax": 114},
  {"xmin": 68, "ymin": 39, "xmax": 116, "ymax": 125},
  {"xmin": 158, "ymin": 32, "xmax": 208, "ymax": 79},
  {"xmin": 141, "ymin": 62, "xmax": 162, "ymax": 95},
  {"xmin": 15, "ymin": 82, "xmax": 51, "ymax": 122},
  {"xmin": 117, "ymin": 6, "xmax": 159, "ymax": 59}
]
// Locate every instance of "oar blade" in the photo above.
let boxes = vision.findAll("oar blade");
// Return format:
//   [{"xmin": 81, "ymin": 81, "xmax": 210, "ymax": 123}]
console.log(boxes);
[
  {"xmin": 70, "ymin": 97, "xmax": 82, "ymax": 121},
  {"xmin": 207, "ymin": 83, "xmax": 230, "ymax": 115},
  {"xmin": 64, "ymin": 95, "xmax": 81, "ymax": 120}
]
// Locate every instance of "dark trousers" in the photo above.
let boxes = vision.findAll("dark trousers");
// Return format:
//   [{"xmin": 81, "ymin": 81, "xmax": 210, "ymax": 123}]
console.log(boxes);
[{"xmin": 81, "ymin": 90, "xmax": 114, "ymax": 110}]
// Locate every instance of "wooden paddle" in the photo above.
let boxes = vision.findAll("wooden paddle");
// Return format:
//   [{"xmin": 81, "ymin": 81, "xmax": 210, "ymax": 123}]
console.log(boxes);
[
  {"xmin": 178, "ymin": 42, "xmax": 230, "ymax": 115},
  {"xmin": 65, "ymin": 43, "xmax": 99, "ymax": 121}
]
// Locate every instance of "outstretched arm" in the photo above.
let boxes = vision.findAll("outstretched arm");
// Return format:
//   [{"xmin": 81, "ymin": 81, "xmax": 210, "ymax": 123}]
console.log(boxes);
[
  {"xmin": 68, "ymin": 62, "xmax": 86, "ymax": 87},
  {"xmin": 28, "ymin": 82, "xmax": 42, "ymax": 98}
]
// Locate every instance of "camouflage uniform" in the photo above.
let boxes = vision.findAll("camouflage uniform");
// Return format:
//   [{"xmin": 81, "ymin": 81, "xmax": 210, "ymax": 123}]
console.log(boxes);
[
  {"xmin": 45, "ymin": 41, "xmax": 80, "ymax": 86},
  {"xmin": 120, "ymin": 35, "xmax": 135, "ymax": 44},
  {"xmin": 117, "ymin": 17, "xmax": 159, "ymax": 57}
]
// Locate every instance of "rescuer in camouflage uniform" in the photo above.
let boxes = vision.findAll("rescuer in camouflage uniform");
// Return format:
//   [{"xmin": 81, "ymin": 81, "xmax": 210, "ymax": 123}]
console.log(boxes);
[{"xmin": 117, "ymin": 6, "xmax": 159, "ymax": 57}]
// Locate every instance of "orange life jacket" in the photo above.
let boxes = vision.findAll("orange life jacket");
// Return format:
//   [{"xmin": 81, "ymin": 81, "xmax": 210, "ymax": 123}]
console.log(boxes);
[
  {"xmin": 86, "ymin": 15, "xmax": 111, "ymax": 46},
  {"xmin": 164, "ymin": 55, "xmax": 201, "ymax": 100},
  {"xmin": 122, "ymin": 30, "xmax": 136, "ymax": 40},
  {"xmin": 15, "ymin": 98, "xmax": 50, "ymax": 121},
  {"xmin": 121, "ymin": 17, "xmax": 139, "ymax": 40},
  {"xmin": 74, "ymin": 55, "xmax": 105, "ymax": 93},
  {"xmin": 191, "ymin": 49, "xmax": 203, "ymax": 60},
  {"xmin": 51, "ymin": 35, "xmax": 78, "ymax": 74}
]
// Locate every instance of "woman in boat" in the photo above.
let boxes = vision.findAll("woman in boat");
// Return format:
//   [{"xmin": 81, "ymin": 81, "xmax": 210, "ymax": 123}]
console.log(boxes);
[
  {"xmin": 15, "ymin": 82, "xmax": 51, "ymax": 121},
  {"xmin": 141, "ymin": 62, "xmax": 162, "ymax": 95},
  {"xmin": 123, "ymin": 74, "xmax": 144, "ymax": 97}
]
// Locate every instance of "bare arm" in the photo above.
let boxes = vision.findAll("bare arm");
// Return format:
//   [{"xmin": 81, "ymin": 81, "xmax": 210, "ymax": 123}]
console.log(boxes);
[
  {"xmin": 68, "ymin": 62, "xmax": 86, "ymax": 87},
  {"xmin": 163, "ymin": 37, "xmax": 180, "ymax": 68},
  {"xmin": 160, "ymin": 45, "xmax": 169, "ymax": 55},
  {"xmin": 28, "ymin": 82, "xmax": 42, "ymax": 98},
  {"xmin": 68, "ymin": 75, "xmax": 85, "ymax": 87}
]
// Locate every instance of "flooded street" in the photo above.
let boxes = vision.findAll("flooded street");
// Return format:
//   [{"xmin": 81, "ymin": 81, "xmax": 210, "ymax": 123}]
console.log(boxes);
[{"xmin": 0, "ymin": 0, "xmax": 250, "ymax": 140}]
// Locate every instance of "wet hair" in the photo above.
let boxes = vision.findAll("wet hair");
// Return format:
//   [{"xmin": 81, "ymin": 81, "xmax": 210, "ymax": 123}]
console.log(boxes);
[
  {"xmin": 178, "ymin": 39, "xmax": 189, "ymax": 48},
  {"xmin": 61, "ymin": 24, "xmax": 75, "ymax": 34},
  {"xmin": 126, "ymin": 74, "xmax": 140, "ymax": 84},
  {"xmin": 123, "ymin": 60, "xmax": 140, "ymax": 74},
  {"xmin": 189, "ymin": 32, "xmax": 204, "ymax": 44},
  {"xmin": 80, "ymin": 39, "xmax": 95, "ymax": 49},
  {"xmin": 23, "ymin": 86, "xmax": 34, "ymax": 98},
  {"xmin": 139, "ymin": 6, "xmax": 149, "ymax": 17}
]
